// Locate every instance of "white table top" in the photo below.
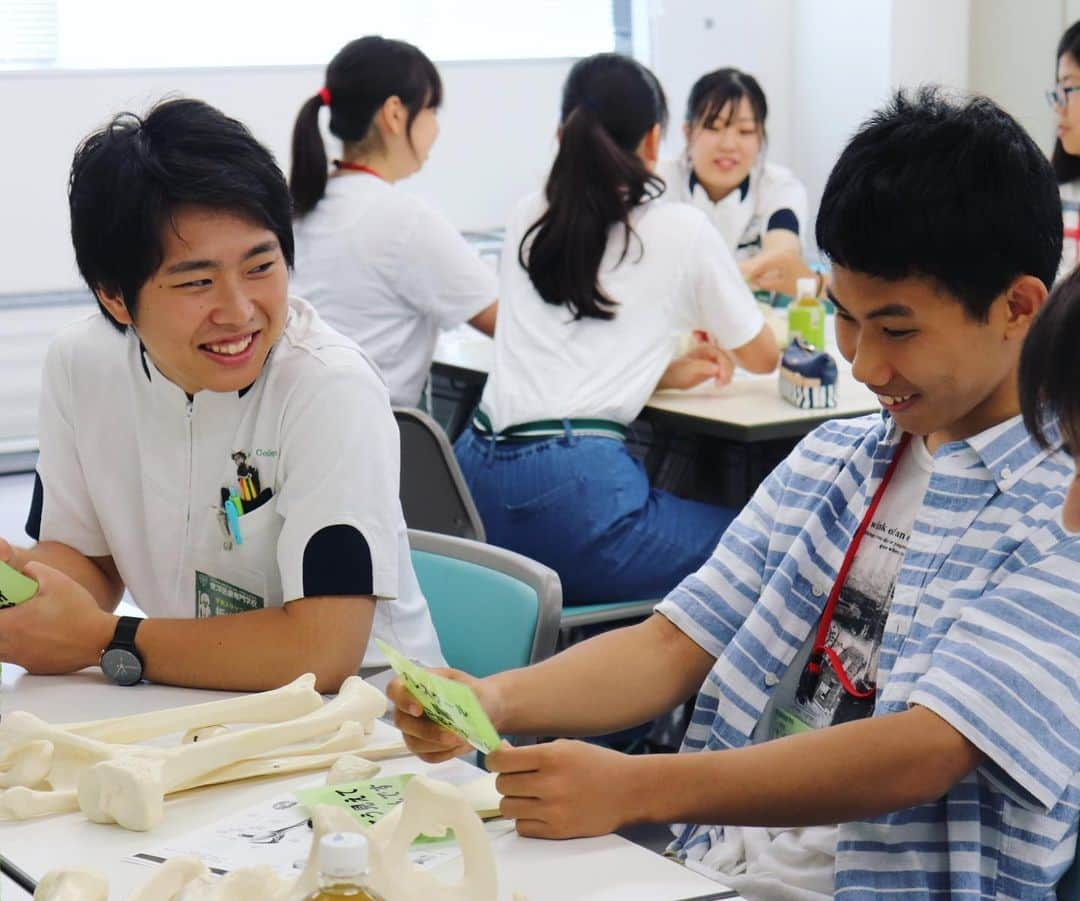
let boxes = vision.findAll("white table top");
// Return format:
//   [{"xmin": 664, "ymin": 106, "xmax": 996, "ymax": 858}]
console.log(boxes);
[
  {"xmin": 432, "ymin": 326, "xmax": 879, "ymax": 442},
  {"xmin": 0, "ymin": 668, "xmax": 735, "ymax": 901}
]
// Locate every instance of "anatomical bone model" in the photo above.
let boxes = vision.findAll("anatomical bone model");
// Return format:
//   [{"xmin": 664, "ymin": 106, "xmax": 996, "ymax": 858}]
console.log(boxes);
[
  {"xmin": 0, "ymin": 673, "xmax": 405, "ymax": 828},
  {"xmin": 33, "ymin": 776, "xmax": 503, "ymax": 901}
]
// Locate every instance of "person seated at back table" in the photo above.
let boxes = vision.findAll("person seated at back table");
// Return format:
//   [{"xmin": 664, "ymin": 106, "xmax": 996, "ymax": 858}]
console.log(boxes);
[
  {"xmin": 454, "ymin": 52, "xmax": 778, "ymax": 607},
  {"xmin": 390, "ymin": 88, "xmax": 1080, "ymax": 899},
  {"xmin": 0, "ymin": 98, "xmax": 444, "ymax": 692}
]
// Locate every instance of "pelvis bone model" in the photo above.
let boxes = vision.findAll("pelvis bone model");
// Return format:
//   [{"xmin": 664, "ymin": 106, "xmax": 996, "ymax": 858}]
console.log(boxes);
[
  {"xmin": 33, "ymin": 776, "xmax": 501, "ymax": 901},
  {"xmin": 0, "ymin": 674, "xmax": 405, "ymax": 828}
]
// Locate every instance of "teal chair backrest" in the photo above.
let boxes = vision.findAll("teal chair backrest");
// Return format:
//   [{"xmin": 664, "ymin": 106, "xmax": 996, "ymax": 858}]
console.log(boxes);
[{"xmin": 409, "ymin": 530, "xmax": 561, "ymax": 678}]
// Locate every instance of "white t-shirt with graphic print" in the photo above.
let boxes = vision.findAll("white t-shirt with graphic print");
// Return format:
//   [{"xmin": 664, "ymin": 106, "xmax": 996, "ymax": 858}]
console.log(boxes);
[{"xmin": 697, "ymin": 436, "xmax": 935, "ymax": 900}]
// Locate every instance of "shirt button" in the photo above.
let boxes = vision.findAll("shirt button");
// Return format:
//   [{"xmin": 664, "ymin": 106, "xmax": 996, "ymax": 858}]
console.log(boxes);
[
  {"xmin": 812, "ymin": 584, "xmax": 825, "ymax": 597},
  {"xmin": 1000, "ymin": 466, "xmax": 1012, "ymax": 481},
  {"xmin": 764, "ymin": 673, "xmax": 779, "ymax": 687}
]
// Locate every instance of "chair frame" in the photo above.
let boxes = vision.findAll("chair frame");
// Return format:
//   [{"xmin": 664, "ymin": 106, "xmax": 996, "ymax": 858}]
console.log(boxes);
[
  {"xmin": 394, "ymin": 407, "xmax": 485, "ymax": 542},
  {"xmin": 408, "ymin": 529, "xmax": 562, "ymax": 667}
]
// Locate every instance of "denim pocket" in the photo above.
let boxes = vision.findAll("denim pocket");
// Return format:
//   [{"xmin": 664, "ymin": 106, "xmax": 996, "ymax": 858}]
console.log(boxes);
[{"xmin": 504, "ymin": 475, "xmax": 584, "ymax": 519}]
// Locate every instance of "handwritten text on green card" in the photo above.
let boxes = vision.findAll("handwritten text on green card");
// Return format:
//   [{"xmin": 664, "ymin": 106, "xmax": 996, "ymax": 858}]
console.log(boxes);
[
  {"xmin": 376, "ymin": 639, "xmax": 501, "ymax": 754},
  {"xmin": 296, "ymin": 774, "xmax": 447, "ymax": 844},
  {"xmin": 0, "ymin": 561, "xmax": 37, "ymax": 609}
]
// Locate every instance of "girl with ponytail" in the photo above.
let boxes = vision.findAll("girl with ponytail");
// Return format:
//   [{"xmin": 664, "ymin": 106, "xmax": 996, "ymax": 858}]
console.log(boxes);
[
  {"xmin": 290, "ymin": 36, "xmax": 497, "ymax": 407},
  {"xmin": 456, "ymin": 53, "xmax": 778, "ymax": 606}
]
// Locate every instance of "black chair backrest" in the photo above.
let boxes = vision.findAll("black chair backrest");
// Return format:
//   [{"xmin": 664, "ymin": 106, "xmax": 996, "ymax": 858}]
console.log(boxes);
[{"xmin": 394, "ymin": 408, "xmax": 485, "ymax": 542}]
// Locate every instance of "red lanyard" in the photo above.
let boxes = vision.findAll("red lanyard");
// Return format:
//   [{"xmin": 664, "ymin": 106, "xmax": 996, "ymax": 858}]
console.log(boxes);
[
  {"xmin": 800, "ymin": 432, "xmax": 912, "ymax": 701},
  {"xmin": 333, "ymin": 160, "xmax": 384, "ymax": 179}
]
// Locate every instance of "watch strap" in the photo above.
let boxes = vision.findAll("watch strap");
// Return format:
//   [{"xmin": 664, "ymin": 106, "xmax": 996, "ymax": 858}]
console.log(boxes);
[{"xmin": 110, "ymin": 615, "xmax": 143, "ymax": 654}]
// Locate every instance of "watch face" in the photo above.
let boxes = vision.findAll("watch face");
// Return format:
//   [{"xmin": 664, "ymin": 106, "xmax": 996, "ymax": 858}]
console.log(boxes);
[{"xmin": 101, "ymin": 648, "xmax": 143, "ymax": 686}]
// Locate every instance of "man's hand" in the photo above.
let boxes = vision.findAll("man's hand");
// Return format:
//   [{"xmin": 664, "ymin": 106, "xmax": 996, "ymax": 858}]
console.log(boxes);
[
  {"xmin": 486, "ymin": 739, "xmax": 643, "ymax": 839},
  {"xmin": 0, "ymin": 556, "xmax": 116, "ymax": 674},
  {"xmin": 388, "ymin": 667, "xmax": 502, "ymax": 763},
  {"xmin": 657, "ymin": 342, "xmax": 735, "ymax": 391}
]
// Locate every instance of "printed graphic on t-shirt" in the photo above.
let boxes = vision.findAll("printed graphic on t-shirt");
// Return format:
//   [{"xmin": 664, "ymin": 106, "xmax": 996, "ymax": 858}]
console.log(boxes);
[
  {"xmin": 782, "ymin": 517, "xmax": 911, "ymax": 732},
  {"xmin": 195, "ymin": 570, "xmax": 264, "ymax": 617}
]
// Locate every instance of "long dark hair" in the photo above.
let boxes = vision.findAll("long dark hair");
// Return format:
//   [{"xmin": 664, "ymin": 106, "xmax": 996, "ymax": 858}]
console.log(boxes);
[
  {"xmin": 685, "ymin": 67, "xmax": 768, "ymax": 140},
  {"xmin": 290, "ymin": 36, "xmax": 442, "ymax": 216},
  {"xmin": 520, "ymin": 53, "xmax": 667, "ymax": 320},
  {"xmin": 1021, "ymin": 266, "xmax": 1080, "ymax": 448},
  {"xmin": 1053, "ymin": 21, "xmax": 1080, "ymax": 184}
]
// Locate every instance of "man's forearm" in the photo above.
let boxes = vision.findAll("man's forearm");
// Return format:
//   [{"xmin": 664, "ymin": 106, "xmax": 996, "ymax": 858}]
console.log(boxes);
[
  {"xmin": 628, "ymin": 705, "xmax": 983, "ymax": 829},
  {"xmin": 489, "ymin": 614, "xmax": 714, "ymax": 737},
  {"xmin": 14, "ymin": 541, "xmax": 123, "ymax": 611},
  {"xmin": 135, "ymin": 596, "xmax": 376, "ymax": 693}
]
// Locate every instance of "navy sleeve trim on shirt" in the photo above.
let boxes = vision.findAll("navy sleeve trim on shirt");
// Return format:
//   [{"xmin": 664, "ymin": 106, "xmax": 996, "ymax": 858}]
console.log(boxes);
[
  {"xmin": 25, "ymin": 471, "xmax": 43, "ymax": 541},
  {"xmin": 765, "ymin": 207, "xmax": 800, "ymax": 236},
  {"xmin": 302, "ymin": 524, "xmax": 374, "ymax": 597}
]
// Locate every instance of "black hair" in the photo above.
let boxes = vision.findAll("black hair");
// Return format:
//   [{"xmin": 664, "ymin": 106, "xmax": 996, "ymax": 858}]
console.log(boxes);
[
  {"xmin": 520, "ymin": 53, "xmax": 667, "ymax": 320},
  {"xmin": 69, "ymin": 97, "xmax": 294, "ymax": 334},
  {"xmin": 290, "ymin": 36, "xmax": 442, "ymax": 216},
  {"xmin": 1020, "ymin": 266, "xmax": 1080, "ymax": 448},
  {"xmin": 816, "ymin": 87, "xmax": 1061, "ymax": 321},
  {"xmin": 684, "ymin": 67, "xmax": 767, "ymax": 140},
  {"xmin": 1053, "ymin": 21, "xmax": 1080, "ymax": 183}
]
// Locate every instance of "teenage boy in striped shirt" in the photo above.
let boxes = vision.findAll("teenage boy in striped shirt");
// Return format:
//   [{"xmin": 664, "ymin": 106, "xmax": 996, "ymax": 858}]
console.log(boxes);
[{"xmin": 391, "ymin": 88, "xmax": 1080, "ymax": 899}]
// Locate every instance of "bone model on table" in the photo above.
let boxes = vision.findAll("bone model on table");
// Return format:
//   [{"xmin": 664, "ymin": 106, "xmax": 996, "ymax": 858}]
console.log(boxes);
[
  {"xmin": 0, "ymin": 673, "xmax": 406, "ymax": 827},
  {"xmin": 33, "ymin": 776, "xmax": 508, "ymax": 901}
]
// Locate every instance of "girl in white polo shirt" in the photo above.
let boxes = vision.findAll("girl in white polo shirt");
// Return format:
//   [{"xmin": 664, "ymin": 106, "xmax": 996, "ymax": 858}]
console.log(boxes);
[
  {"xmin": 658, "ymin": 68, "xmax": 813, "ymax": 291},
  {"xmin": 456, "ymin": 54, "xmax": 778, "ymax": 605},
  {"xmin": 289, "ymin": 36, "xmax": 497, "ymax": 408}
]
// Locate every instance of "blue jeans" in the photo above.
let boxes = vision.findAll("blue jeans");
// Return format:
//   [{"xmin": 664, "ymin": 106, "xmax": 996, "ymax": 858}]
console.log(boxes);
[{"xmin": 455, "ymin": 426, "xmax": 736, "ymax": 605}]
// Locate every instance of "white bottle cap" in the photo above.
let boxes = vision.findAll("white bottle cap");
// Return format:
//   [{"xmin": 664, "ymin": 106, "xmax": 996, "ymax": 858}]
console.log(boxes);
[
  {"xmin": 796, "ymin": 277, "xmax": 818, "ymax": 300},
  {"xmin": 319, "ymin": 831, "xmax": 369, "ymax": 878}
]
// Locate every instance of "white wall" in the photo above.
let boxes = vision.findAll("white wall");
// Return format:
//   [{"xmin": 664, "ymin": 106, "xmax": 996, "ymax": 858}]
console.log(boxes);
[
  {"xmin": 968, "ymin": 0, "xmax": 1066, "ymax": 155},
  {"xmin": 891, "ymin": 0, "xmax": 970, "ymax": 91},
  {"xmin": 0, "ymin": 59, "xmax": 569, "ymax": 295},
  {"xmin": 647, "ymin": 0, "xmax": 794, "ymax": 168}
]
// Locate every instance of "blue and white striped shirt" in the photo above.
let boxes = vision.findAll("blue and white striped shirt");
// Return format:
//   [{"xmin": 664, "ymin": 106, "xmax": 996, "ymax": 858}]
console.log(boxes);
[{"xmin": 657, "ymin": 413, "xmax": 1080, "ymax": 898}]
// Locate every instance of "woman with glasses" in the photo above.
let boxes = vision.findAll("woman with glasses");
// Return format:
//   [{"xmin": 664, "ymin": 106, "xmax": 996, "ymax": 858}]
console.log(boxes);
[{"xmin": 1049, "ymin": 20, "xmax": 1080, "ymax": 279}]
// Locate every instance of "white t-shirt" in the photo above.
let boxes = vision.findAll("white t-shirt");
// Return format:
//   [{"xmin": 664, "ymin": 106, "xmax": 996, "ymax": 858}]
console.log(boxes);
[
  {"xmin": 291, "ymin": 172, "xmax": 497, "ymax": 407},
  {"xmin": 478, "ymin": 193, "xmax": 765, "ymax": 432},
  {"xmin": 657, "ymin": 157, "xmax": 809, "ymax": 261},
  {"xmin": 30, "ymin": 297, "xmax": 444, "ymax": 671},
  {"xmin": 706, "ymin": 436, "xmax": 935, "ymax": 900},
  {"xmin": 1058, "ymin": 179, "xmax": 1080, "ymax": 283}
]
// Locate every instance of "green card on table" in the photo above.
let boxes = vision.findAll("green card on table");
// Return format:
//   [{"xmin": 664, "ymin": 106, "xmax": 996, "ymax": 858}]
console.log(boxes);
[
  {"xmin": 0, "ymin": 561, "xmax": 37, "ymax": 609},
  {"xmin": 376, "ymin": 639, "xmax": 501, "ymax": 754}
]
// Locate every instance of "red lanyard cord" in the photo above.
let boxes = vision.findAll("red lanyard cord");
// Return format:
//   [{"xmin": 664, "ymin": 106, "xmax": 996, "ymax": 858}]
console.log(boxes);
[
  {"xmin": 799, "ymin": 432, "xmax": 912, "ymax": 702},
  {"xmin": 333, "ymin": 160, "xmax": 384, "ymax": 179}
]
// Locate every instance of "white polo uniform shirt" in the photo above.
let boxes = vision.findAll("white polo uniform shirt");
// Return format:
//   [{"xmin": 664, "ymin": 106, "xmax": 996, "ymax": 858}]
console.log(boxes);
[
  {"xmin": 28, "ymin": 297, "xmax": 444, "ymax": 671},
  {"xmin": 291, "ymin": 172, "xmax": 497, "ymax": 407},
  {"xmin": 657, "ymin": 157, "xmax": 809, "ymax": 261},
  {"xmin": 479, "ymin": 192, "xmax": 765, "ymax": 432}
]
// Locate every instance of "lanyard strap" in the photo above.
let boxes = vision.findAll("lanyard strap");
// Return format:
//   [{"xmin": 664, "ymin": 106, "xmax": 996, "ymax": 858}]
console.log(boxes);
[
  {"xmin": 333, "ymin": 160, "xmax": 384, "ymax": 179},
  {"xmin": 804, "ymin": 432, "xmax": 913, "ymax": 699}
]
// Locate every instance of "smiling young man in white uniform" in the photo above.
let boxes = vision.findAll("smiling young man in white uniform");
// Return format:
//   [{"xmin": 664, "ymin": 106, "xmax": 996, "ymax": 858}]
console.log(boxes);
[{"xmin": 0, "ymin": 99, "xmax": 443, "ymax": 692}]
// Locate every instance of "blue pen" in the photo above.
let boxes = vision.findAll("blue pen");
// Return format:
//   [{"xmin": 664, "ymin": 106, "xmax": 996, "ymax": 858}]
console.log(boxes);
[{"xmin": 225, "ymin": 496, "xmax": 243, "ymax": 546}]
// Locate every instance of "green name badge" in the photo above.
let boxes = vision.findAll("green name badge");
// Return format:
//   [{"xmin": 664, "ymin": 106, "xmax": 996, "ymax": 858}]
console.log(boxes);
[
  {"xmin": 0, "ymin": 561, "xmax": 38, "ymax": 609},
  {"xmin": 376, "ymin": 639, "xmax": 501, "ymax": 754}
]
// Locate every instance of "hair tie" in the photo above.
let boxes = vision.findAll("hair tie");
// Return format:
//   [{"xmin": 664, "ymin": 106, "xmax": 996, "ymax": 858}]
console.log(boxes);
[{"xmin": 318, "ymin": 87, "xmax": 331, "ymax": 107}]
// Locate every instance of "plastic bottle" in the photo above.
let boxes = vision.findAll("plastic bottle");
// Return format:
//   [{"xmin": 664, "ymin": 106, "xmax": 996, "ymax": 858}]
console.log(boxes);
[
  {"xmin": 787, "ymin": 276, "xmax": 826, "ymax": 351},
  {"xmin": 304, "ymin": 832, "xmax": 384, "ymax": 900}
]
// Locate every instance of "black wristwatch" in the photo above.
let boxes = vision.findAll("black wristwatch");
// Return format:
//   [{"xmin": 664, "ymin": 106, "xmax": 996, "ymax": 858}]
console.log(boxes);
[{"xmin": 100, "ymin": 616, "xmax": 144, "ymax": 686}]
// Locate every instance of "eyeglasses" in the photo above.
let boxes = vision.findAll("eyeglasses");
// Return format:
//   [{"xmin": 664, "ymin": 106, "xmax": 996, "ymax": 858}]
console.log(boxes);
[{"xmin": 1046, "ymin": 83, "xmax": 1080, "ymax": 110}]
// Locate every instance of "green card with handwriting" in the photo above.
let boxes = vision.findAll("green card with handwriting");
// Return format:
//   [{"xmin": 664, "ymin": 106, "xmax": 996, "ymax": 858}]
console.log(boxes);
[
  {"xmin": 376, "ymin": 639, "xmax": 501, "ymax": 754},
  {"xmin": 296, "ymin": 774, "xmax": 447, "ymax": 844},
  {"xmin": 0, "ymin": 561, "xmax": 37, "ymax": 609}
]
